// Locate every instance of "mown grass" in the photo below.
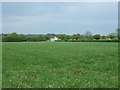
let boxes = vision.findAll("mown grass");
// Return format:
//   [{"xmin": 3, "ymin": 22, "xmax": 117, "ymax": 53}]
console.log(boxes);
[
  {"xmin": 2, "ymin": 42, "xmax": 118, "ymax": 88},
  {"xmin": 0, "ymin": 42, "xmax": 2, "ymax": 89}
]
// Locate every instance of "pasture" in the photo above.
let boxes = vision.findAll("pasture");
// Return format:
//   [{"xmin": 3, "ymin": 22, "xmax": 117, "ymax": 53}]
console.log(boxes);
[
  {"xmin": 2, "ymin": 42, "xmax": 118, "ymax": 88},
  {"xmin": 0, "ymin": 42, "xmax": 2, "ymax": 89}
]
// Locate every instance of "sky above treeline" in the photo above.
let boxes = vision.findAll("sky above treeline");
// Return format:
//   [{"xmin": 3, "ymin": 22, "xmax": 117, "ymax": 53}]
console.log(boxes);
[{"xmin": 2, "ymin": 2, "xmax": 118, "ymax": 35}]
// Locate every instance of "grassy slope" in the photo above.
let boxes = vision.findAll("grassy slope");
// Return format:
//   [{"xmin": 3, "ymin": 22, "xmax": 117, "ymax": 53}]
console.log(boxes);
[{"xmin": 2, "ymin": 42, "xmax": 118, "ymax": 88}]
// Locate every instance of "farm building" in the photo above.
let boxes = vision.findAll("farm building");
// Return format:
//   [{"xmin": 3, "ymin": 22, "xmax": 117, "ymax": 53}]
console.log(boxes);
[{"xmin": 50, "ymin": 36, "xmax": 59, "ymax": 41}]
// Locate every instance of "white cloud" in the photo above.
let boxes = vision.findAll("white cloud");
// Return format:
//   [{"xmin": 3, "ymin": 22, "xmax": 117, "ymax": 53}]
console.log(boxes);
[
  {"xmin": 2, "ymin": 2, "xmax": 117, "ymax": 34},
  {"xmin": 3, "ymin": 12, "xmax": 117, "ymax": 29}
]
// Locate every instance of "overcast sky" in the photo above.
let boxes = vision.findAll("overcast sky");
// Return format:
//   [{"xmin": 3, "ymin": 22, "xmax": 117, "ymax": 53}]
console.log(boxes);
[{"xmin": 2, "ymin": 2, "xmax": 118, "ymax": 35}]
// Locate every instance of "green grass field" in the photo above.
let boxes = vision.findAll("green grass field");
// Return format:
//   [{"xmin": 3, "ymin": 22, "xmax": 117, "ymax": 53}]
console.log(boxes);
[
  {"xmin": 2, "ymin": 42, "xmax": 118, "ymax": 88},
  {"xmin": 0, "ymin": 42, "xmax": 2, "ymax": 89}
]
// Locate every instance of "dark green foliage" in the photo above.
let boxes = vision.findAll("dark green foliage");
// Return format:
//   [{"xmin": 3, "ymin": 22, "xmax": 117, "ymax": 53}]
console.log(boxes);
[
  {"xmin": 94, "ymin": 34, "xmax": 101, "ymax": 40},
  {"xmin": 65, "ymin": 35, "xmax": 71, "ymax": 40},
  {"xmin": 56, "ymin": 39, "xmax": 118, "ymax": 42},
  {"xmin": 73, "ymin": 34, "xmax": 81, "ymax": 40},
  {"xmin": 102, "ymin": 36, "xmax": 107, "ymax": 39},
  {"xmin": 117, "ymin": 28, "xmax": 120, "ymax": 41},
  {"xmin": 57, "ymin": 34, "xmax": 66, "ymax": 40},
  {"xmin": 28, "ymin": 36, "xmax": 50, "ymax": 42},
  {"xmin": 2, "ymin": 32, "xmax": 27, "ymax": 42},
  {"xmin": 18, "ymin": 34, "xmax": 27, "ymax": 41},
  {"xmin": 107, "ymin": 33, "xmax": 116, "ymax": 39},
  {"xmin": 46, "ymin": 33, "xmax": 56, "ymax": 37},
  {"xmin": 2, "ymin": 32, "xmax": 50, "ymax": 42},
  {"xmin": 2, "ymin": 30, "xmax": 119, "ymax": 42},
  {"xmin": 28, "ymin": 37, "xmax": 41, "ymax": 42}
]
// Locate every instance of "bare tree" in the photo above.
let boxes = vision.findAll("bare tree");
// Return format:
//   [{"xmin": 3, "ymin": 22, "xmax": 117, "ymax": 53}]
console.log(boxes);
[{"xmin": 84, "ymin": 31, "xmax": 93, "ymax": 40}]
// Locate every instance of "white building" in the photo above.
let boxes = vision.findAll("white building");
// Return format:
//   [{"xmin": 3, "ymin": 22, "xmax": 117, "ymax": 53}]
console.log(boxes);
[{"xmin": 50, "ymin": 36, "xmax": 59, "ymax": 41}]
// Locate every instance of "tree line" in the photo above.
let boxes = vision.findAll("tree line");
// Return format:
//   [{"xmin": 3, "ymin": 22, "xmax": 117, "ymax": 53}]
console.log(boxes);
[{"xmin": 1, "ymin": 29, "xmax": 120, "ymax": 42}]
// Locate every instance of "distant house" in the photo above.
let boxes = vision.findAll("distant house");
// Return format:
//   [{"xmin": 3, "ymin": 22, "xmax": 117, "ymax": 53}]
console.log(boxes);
[
  {"xmin": 106, "ymin": 38, "xmax": 112, "ymax": 40},
  {"xmin": 50, "ymin": 36, "xmax": 59, "ymax": 41}
]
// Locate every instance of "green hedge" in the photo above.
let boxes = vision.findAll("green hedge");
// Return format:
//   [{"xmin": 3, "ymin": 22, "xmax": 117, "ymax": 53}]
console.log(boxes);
[{"xmin": 55, "ymin": 39, "xmax": 118, "ymax": 42}]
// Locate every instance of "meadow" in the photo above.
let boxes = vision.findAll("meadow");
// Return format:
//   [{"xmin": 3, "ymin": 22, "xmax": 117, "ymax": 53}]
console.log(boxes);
[
  {"xmin": 2, "ymin": 42, "xmax": 118, "ymax": 88},
  {"xmin": 0, "ymin": 42, "xmax": 2, "ymax": 89}
]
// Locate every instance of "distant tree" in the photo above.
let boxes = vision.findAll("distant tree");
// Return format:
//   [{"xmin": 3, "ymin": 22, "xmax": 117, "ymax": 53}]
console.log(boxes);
[
  {"xmin": 57, "ymin": 34, "xmax": 66, "ymax": 40},
  {"xmin": 18, "ymin": 34, "xmax": 27, "ymax": 41},
  {"xmin": 80, "ymin": 35, "xmax": 85, "ymax": 40},
  {"xmin": 84, "ymin": 31, "xmax": 93, "ymax": 40},
  {"xmin": 116, "ymin": 28, "xmax": 120, "ymax": 39},
  {"xmin": 29, "ymin": 37, "xmax": 40, "ymax": 42},
  {"xmin": 65, "ymin": 35, "xmax": 71, "ymax": 40},
  {"xmin": 44, "ymin": 35, "xmax": 50, "ymax": 41},
  {"xmin": 0, "ymin": 34, "xmax": 1, "ymax": 42},
  {"xmin": 69, "ymin": 35, "xmax": 74, "ymax": 40},
  {"xmin": 73, "ymin": 34, "xmax": 81, "ymax": 40},
  {"xmin": 46, "ymin": 33, "xmax": 56, "ymax": 37},
  {"xmin": 94, "ymin": 34, "xmax": 101, "ymax": 40},
  {"xmin": 9, "ymin": 32, "xmax": 18, "ymax": 37},
  {"xmin": 101, "ymin": 36, "xmax": 107, "ymax": 40},
  {"xmin": 7, "ymin": 32, "xmax": 20, "ymax": 42},
  {"xmin": 2, "ymin": 32, "xmax": 26, "ymax": 42},
  {"xmin": 107, "ymin": 33, "xmax": 116, "ymax": 39}
]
